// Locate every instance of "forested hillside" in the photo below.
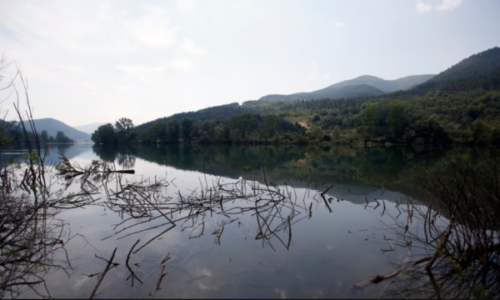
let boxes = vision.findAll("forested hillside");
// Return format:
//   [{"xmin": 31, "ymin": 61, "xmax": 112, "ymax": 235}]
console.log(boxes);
[
  {"xmin": 94, "ymin": 47, "xmax": 500, "ymax": 146},
  {"xmin": 412, "ymin": 47, "xmax": 500, "ymax": 93},
  {"xmin": 135, "ymin": 102, "xmax": 257, "ymax": 133}
]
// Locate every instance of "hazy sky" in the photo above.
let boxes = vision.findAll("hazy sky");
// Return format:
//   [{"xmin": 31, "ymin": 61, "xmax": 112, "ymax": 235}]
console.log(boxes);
[{"xmin": 0, "ymin": 0, "xmax": 499, "ymax": 127}]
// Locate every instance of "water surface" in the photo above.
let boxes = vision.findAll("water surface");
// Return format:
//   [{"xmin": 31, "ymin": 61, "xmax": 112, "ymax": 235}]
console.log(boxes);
[{"xmin": 2, "ymin": 143, "xmax": 490, "ymax": 298}]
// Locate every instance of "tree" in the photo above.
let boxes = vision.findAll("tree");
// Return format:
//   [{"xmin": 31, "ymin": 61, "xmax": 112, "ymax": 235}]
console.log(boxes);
[
  {"xmin": 115, "ymin": 117, "xmax": 134, "ymax": 143},
  {"xmin": 40, "ymin": 130, "xmax": 49, "ymax": 144},
  {"xmin": 56, "ymin": 131, "xmax": 73, "ymax": 143},
  {"xmin": 92, "ymin": 123, "xmax": 116, "ymax": 144},
  {"xmin": 359, "ymin": 105, "xmax": 378, "ymax": 146},
  {"xmin": 308, "ymin": 126, "xmax": 324, "ymax": 141},
  {"xmin": 229, "ymin": 129, "xmax": 241, "ymax": 143},
  {"xmin": 166, "ymin": 119, "xmax": 180, "ymax": 143},
  {"xmin": 180, "ymin": 118, "xmax": 193, "ymax": 143},
  {"xmin": 333, "ymin": 125, "xmax": 341, "ymax": 140},
  {"xmin": 472, "ymin": 119, "xmax": 489, "ymax": 144},
  {"xmin": 153, "ymin": 121, "xmax": 166, "ymax": 143},
  {"xmin": 387, "ymin": 103, "xmax": 409, "ymax": 141},
  {"xmin": 264, "ymin": 114, "xmax": 276, "ymax": 138}
]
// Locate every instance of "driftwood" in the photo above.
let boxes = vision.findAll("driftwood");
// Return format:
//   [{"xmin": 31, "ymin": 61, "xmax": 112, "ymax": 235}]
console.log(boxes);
[{"xmin": 352, "ymin": 269, "xmax": 401, "ymax": 290}]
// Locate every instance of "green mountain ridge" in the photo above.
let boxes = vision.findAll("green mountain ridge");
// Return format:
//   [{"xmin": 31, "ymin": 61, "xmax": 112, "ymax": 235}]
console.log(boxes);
[
  {"xmin": 135, "ymin": 75, "xmax": 436, "ymax": 132},
  {"xmin": 129, "ymin": 46, "xmax": 500, "ymax": 146},
  {"xmin": 411, "ymin": 47, "xmax": 500, "ymax": 93}
]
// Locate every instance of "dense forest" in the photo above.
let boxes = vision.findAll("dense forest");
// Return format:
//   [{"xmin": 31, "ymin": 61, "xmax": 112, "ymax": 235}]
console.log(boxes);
[{"xmin": 92, "ymin": 47, "xmax": 500, "ymax": 146}]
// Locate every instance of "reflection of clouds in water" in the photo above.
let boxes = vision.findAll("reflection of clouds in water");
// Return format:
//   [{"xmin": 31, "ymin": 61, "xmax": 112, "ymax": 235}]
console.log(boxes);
[
  {"xmin": 274, "ymin": 288, "xmax": 287, "ymax": 299},
  {"xmin": 296, "ymin": 274, "xmax": 306, "ymax": 281},
  {"xmin": 72, "ymin": 276, "xmax": 90, "ymax": 290},
  {"xmin": 17, "ymin": 144, "xmax": 433, "ymax": 298}
]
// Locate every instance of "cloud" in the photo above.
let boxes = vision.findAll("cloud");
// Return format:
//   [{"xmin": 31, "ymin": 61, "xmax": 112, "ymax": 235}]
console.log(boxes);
[
  {"xmin": 181, "ymin": 39, "xmax": 208, "ymax": 56},
  {"xmin": 437, "ymin": 0, "xmax": 463, "ymax": 11},
  {"xmin": 124, "ymin": 7, "xmax": 178, "ymax": 49},
  {"xmin": 115, "ymin": 64, "xmax": 166, "ymax": 74},
  {"xmin": 177, "ymin": 0, "xmax": 200, "ymax": 11},
  {"xmin": 323, "ymin": 73, "xmax": 330, "ymax": 80},
  {"xmin": 334, "ymin": 22, "xmax": 344, "ymax": 27},
  {"xmin": 416, "ymin": 1, "xmax": 433, "ymax": 13},
  {"xmin": 170, "ymin": 59, "xmax": 194, "ymax": 71},
  {"xmin": 232, "ymin": 0, "xmax": 250, "ymax": 11}
]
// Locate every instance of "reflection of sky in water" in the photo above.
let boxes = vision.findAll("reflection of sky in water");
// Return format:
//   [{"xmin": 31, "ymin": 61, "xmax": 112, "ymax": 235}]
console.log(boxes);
[{"xmin": 14, "ymin": 144, "xmax": 433, "ymax": 299}]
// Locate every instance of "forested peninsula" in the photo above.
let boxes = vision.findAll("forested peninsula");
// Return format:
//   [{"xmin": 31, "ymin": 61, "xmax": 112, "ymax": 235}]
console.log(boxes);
[{"xmin": 91, "ymin": 47, "xmax": 500, "ymax": 146}]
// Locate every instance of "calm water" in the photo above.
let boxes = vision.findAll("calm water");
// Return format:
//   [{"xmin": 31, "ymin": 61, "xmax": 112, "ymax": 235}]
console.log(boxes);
[{"xmin": 1, "ymin": 143, "xmax": 492, "ymax": 298}]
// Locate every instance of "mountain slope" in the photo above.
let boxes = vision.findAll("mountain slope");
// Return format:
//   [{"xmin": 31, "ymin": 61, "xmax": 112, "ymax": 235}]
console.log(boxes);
[
  {"xmin": 135, "ymin": 102, "xmax": 257, "ymax": 133},
  {"xmin": 321, "ymin": 74, "xmax": 435, "ymax": 93},
  {"xmin": 412, "ymin": 47, "xmax": 500, "ymax": 92},
  {"xmin": 75, "ymin": 122, "xmax": 105, "ymax": 134},
  {"xmin": 23, "ymin": 118, "xmax": 91, "ymax": 141},
  {"xmin": 257, "ymin": 74, "xmax": 435, "ymax": 102},
  {"xmin": 259, "ymin": 84, "xmax": 386, "ymax": 102}
]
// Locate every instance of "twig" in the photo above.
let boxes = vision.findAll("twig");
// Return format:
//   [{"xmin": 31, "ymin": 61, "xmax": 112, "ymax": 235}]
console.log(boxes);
[{"xmin": 90, "ymin": 247, "xmax": 118, "ymax": 299}]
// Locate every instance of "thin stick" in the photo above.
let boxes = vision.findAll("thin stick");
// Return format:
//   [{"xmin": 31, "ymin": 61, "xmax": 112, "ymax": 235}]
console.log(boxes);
[
  {"xmin": 90, "ymin": 247, "xmax": 117, "ymax": 299},
  {"xmin": 150, "ymin": 265, "xmax": 167, "ymax": 298},
  {"xmin": 126, "ymin": 239, "xmax": 143, "ymax": 286},
  {"xmin": 321, "ymin": 185, "xmax": 333, "ymax": 196},
  {"xmin": 286, "ymin": 216, "xmax": 292, "ymax": 250}
]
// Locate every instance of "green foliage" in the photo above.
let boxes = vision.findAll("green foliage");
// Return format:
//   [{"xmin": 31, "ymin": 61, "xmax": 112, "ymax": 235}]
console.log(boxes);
[
  {"xmin": 180, "ymin": 117, "xmax": 194, "ymax": 143},
  {"xmin": 387, "ymin": 103, "xmax": 409, "ymax": 140},
  {"xmin": 1, "ymin": 120, "xmax": 73, "ymax": 145},
  {"xmin": 413, "ymin": 47, "xmax": 500, "ymax": 93},
  {"xmin": 55, "ymin": 131, "xmax": 73, "ymax": 143},
  {"xmin": 264, "ymin": 114, "xmax": 276, "ymax": 138},
  {"xmin": 91, "ymin": 123, "xmax": 116, "ymax": 144},
  {"xmin": 166, "ymin": 120, "xmax": 180, "ymax": 143},
  {"xmin": 114, "ymin": 117, "xmax": 135, "ymax": 143},
  {"xmin": 308, "ymin": 126, "xmax": 324, "ymax": 141},
  {"xmin": 40, "ymin": 130, "xmax": 49, "ymax": 144},
  {"xmin": 96, "ymin": 48, "xmax": 500, "ymax": 146}
]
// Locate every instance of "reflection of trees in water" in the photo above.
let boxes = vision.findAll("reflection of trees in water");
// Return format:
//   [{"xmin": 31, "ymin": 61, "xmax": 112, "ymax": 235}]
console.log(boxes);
[
  {"xmin": 92, "ymin": 145, "xmax": 136, "ymax": 168},
  {"xmin": 116, "ymin": 152, "xmax": 135, "ymax": 169},
  {"xmin": 54, "ymin": 157, "xmax": 314, "ymax": 297},
  {"xmin": 77, "ymin": 147, "xmax": 500, "ymax": 299},
  {"xmin": 1, "ymin": 140, "xmax": 97, "ymax": 297},
  {"xmin": 8, "ymin": 137, "xmax": 499, "ymax": 298},
  {"xmin": 92, "ymin": 144, "xmax": 489, "ymax": 198},
  {"xmin": 356, "ymin": 149, "xmax": 500, "ymax": 299}
]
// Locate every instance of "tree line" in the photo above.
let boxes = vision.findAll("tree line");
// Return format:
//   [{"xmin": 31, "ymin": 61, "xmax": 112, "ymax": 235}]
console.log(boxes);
[
  {"xmin": 91, "ymin": 88, "xmax": 500, "ymax": 146},
  {"xmin": 0, "ymin": 121, "xmax": 73, "ymax": 146},
  {"xmin": 91, "ymin": 113, "xmax": 327, "ymax": 145}
]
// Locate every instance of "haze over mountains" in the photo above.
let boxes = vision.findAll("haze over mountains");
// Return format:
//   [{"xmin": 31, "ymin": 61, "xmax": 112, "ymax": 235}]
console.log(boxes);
[
  {"xmin": 74, "ymin": 122, "xmax": 106, "ymax": 135},
  {"xmin": 258, "ymin": 74, "xmax": 435, "ymax": 102},
  {"xmin": 22, "ymin": 118, "xmax": 91, "ymax": 141}
]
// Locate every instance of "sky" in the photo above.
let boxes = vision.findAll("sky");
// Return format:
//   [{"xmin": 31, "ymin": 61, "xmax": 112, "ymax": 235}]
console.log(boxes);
[{"xmin": 0, "ymin": 0, "xmax": 499, "ymax": 127}]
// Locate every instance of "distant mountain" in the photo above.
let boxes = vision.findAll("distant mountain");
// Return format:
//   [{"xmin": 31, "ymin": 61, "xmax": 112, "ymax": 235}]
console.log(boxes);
[
  {"xmin": 74, "ymin": 122, "xmax": 106, "ymax": 135},
  {"xmin": 257, "ymin": 74, "xmax": 435, "ymax": 102},
  {"xmin": 259, "ymin": 84, "xmax": 386, "ymax": 102},
  {"xmin": 412, "ymin": 47, "xmax": 500, "ymax": 92},
  {"xmin": 23, "ymin": 118, "xmax": 91, "ymax": 141}
]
